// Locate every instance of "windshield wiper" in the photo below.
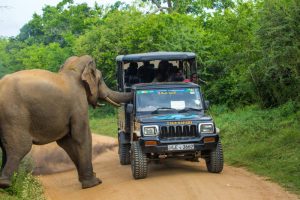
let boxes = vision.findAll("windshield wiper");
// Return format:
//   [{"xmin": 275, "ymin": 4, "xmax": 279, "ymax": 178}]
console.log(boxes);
[
  {"xmin": 178, "ymin": 107, "xmax": 202, "ymax": 113},
  {"xmin": 151, "ymin": 107, "xmax": 177, "ymax": 114}
]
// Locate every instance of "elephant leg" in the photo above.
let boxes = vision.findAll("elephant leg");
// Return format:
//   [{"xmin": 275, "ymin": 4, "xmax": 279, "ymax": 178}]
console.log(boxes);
[
  {"xmin": 76, "ymin": 134, "xmax": 102, "ymax": 188},
  {"xmin": 0, "ymin": 130, "xmax": 32, "ymax": 188},
  {"xmin": 70, "ymin": 118, "xmax": 101, "ymax": 189},
  {"xmin": 56, "ymin": 135, "xmax": 80, "ymax": 179}
]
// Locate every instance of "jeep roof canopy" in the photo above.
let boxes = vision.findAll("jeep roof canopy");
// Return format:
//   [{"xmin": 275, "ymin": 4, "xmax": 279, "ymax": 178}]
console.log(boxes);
[
  {"xmin": 116, "ymin": 51, "xmax": 197, "ymax": 92},
  {"xmin": 116, "ymin": 52, "xmax": 196, "ymax": 62}
]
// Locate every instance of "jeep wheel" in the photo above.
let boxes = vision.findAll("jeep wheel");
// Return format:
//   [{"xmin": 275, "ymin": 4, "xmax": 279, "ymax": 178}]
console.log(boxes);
[
  {"xmin": 205, "ymin": 141, "xmax": 224, "ymax": 173},
  {"xmin": 131, "ymin": 141, "xmax": 148, "ymax": 179},
  {"xmin": 119, "ymin": 142, "xmax": 131, "ymax": 165}
]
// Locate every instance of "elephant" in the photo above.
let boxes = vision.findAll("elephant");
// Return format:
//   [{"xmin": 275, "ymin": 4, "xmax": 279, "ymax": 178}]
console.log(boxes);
[{"xmin": 0, "ymin": 55, "xmax": 132, "ymax": 189}]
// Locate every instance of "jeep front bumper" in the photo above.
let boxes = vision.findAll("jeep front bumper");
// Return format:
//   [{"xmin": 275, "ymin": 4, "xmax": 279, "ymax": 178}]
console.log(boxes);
[{"xmin": 139, "ymin": 134, "xmax": 219, "ymax": 154}]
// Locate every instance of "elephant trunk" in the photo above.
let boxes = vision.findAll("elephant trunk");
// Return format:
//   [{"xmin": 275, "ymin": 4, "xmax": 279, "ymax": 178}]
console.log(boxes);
[{"xmin": 99, "ymin": 79, "xmax": 133, "ymax": 107}]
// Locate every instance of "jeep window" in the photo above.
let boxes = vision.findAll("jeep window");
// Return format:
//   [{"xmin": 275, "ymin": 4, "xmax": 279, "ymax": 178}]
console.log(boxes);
[
  {"xmin": 123, "ymin": 60, "xmax": 195, "ymax": 87},
  {"xmin": 136, "ymin": 88, "xmax": 203, "ymax": 112}
]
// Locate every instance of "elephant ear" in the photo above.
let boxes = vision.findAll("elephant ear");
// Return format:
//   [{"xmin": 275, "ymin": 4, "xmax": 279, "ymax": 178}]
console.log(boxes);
[{"xmin": 81, "ymin": 61, "xmax": 98, "ymax": 100}]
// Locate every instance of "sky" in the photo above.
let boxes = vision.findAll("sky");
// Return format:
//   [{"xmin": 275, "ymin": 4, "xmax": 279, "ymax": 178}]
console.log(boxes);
[{"xmin": 0, "ymin": 0, "xmax": 132, "ymax": 37}]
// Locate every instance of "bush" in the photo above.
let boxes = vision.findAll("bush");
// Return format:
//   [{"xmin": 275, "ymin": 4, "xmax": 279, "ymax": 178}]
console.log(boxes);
[
  {"xmin": 211, "ymin": 101, "xmax": 300, "ymax": 194},
  {"xmin": 0, "ymin": 157, "xmax": 45, "ymax": 200}
]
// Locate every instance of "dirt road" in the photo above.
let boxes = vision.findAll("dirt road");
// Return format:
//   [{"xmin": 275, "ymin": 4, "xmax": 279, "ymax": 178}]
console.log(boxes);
[{"xmin": 30, "ymin": 135, "xmax": 298, "ymax": 200}]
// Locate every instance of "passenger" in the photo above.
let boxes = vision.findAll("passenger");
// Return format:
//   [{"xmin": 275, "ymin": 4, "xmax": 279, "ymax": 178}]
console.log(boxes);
[
  {"xmin": 137, "ymin": 61, "xmax": 148, "ymax": 79},
  {"xmin": 177, "ymin": 69, "xmax": 185, "ymax": 81},
  {"xmin": 190, "ymin": 73, "xmax": 198, "ymax": 83},
  {"xmin": 126, "ymin": 62, "xmax": 139, "ymax": 84},
  {"xmin": 127, "ymin": 62, "xmax": 138, "ymax": 75},
  {"xmin": 138, "ymin": 61, "xmax": 155, "ymax": 83},
  {"xmin": 183, "ymin": 73, "xmax": 197, "ymax": 83},
  {"xmin": 167, "ymin": 63, "xmax": 174, "ymax": 76},
  {"xmin": 167, "ymin": 64, "xmax": 176, "ymax": 81},
  {"xmin": 169, "ymin": 68, "xmax": 184, "ymax": 82},
  {"xmin": 153, "ymin": 60, "xmax": 169, "ymax": 82}
]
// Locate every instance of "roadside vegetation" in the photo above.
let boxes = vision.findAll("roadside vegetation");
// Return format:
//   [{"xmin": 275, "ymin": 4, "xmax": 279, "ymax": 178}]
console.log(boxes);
[
  {"xmin": 0, "ymin": 159, "xmax": 45, "ymax": 200},
  {"xmin": 89, "ymin": 105, "xmax": 118, "ymax": 137},
  {"xmin": 210, "ymin": 101, "xmax": 300, "ymax": 194},
  {"xmin": 0, "ymin": 0, "xmax": 299, "ymax": 198}
]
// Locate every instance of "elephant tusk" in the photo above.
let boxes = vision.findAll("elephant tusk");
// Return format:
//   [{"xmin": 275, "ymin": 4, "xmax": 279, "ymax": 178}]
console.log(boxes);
[
  {"xmin": 105, "ymin": 97, "xmax": 121, "ymax": 107},
  {"xmin": 97, "ymin": 103, "xmax": 105, "ymax": 107}
]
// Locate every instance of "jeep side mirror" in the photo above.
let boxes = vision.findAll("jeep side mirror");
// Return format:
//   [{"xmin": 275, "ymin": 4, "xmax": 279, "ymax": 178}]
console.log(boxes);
[
  {"xmin": 204, "ymin": 100, "xmax": 210, "ymax": 110},
  {"xmin": 126, "ymin": 103, "xmax": 134, "ymax": 114}
]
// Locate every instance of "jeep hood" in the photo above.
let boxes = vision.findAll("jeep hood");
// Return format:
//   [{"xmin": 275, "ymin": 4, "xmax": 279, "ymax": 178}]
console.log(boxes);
[{"xmin": 136, "ymin": 113, "xmax": 212, "ymax": 123}]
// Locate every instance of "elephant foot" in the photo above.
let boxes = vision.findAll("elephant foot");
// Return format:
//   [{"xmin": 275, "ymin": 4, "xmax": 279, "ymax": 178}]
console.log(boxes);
[
  {"xmin": 0, "ymin": 177, "xmax": 11, "ymax": 188},
  {"xmin": 81, "ymin": 176, "xmax": 102, "ymax": 189}
]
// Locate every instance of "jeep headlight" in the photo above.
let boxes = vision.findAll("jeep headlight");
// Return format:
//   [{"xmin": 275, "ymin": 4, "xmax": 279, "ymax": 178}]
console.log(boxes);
[
  {"xmin": 199, "ymin": 123, "xmax": 214, "ymax": 134},
  {"xmin": 143, "ymin": 125, "xmax": 159, "ymax": 136}
]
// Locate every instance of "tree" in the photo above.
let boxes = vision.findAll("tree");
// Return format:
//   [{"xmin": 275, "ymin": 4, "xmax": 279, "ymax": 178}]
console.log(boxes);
[
  {"xmin": 15, "ymin": 43, "xmax": 70, "ymax": 71},
  {"xmin": 74, "ymin": 10, "xmax": 205, "ymax": 86},
  {"xmin": 255, "ymin": 0, "xmax": 300, "ymax": 106},
  {"xmin": 141, "ymin": 0, "xmax": 234, "ymax": 14},
  {"xmin": 17, "ymin": 0, "xmax": 103, "ymax": 47},
  {"xmin": 1, "ymin": 0, "xmax": 298, "ymax": 108},
  {"xmin": 0, "ymin": 38, "xmax": 11, "ymax": 77},
  {"xmin": 200, "ymin": 1, "xmax": 261, "ymax": 106}
]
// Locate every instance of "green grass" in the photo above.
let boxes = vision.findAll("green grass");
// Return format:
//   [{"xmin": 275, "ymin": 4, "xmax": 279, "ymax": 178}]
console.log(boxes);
[
  {"xmin": 210, "ymin": 101, "xmax": 300, "ymax": 194},
  {"xmin": 0, "ymin": 159, "xmax": 45, "ymax": 200},
  {"xmin": 90, "ymin": 116, "xmax": 118, "ymax": 137},
  {"xmin": 89, "ymin": 104, "xmax": 118, "ymax": 137}
]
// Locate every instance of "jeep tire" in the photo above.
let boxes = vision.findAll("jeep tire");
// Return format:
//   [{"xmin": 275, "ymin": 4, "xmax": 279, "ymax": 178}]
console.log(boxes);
[
  {"xmin": 119, "ymin": 142, "xmax": 131, "ymax": 165},
  {"xmin": 131, "ymin": 141, "xmax": 148, "ymax": 179},
  {"xmin": 205, "ymin": 141, "xmax": 224, "ymax": 173}
]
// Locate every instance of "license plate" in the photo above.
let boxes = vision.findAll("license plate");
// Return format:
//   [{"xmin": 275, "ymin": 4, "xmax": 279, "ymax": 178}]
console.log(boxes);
[{"xmin": 168, "ymin": 144, "xmax": 194, "ymax": 151}]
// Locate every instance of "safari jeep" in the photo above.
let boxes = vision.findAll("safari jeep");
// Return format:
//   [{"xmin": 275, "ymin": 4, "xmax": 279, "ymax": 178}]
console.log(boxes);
[{"xmin": 116, "ymin": 52, "xmax": 223, "ymax": 179}]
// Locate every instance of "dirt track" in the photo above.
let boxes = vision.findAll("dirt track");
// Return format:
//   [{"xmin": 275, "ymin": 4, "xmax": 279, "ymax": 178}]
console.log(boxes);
[{"xmin": 30, "ymin": 135, "xmax": 298, "ymax": 200}]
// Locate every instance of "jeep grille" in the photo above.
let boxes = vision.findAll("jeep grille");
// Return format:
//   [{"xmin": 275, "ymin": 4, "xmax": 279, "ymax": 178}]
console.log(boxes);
[{"xmin": 160, "ymin": 125, "xmax": 198, "ymax": 139}]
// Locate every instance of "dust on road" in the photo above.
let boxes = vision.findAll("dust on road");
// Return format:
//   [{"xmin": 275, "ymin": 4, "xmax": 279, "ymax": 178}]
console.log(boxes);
[{"xmin": 29, "ymin": 134, "xmax": 298, "ymax": 200}]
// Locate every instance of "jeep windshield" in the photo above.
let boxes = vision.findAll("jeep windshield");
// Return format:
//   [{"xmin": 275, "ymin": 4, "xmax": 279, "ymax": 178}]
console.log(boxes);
[{"xmin": 136, "ymin": 88, "xmax": 203, "ymax": 113}]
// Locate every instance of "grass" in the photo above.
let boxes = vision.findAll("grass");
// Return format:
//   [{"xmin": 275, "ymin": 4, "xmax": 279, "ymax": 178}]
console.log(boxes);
[
  {"xmin": 210, "ymin": 101, "xmax": 300, "ymax": 194},
  {"xmin": 90, "ymin": 116, "xmax": 118, "ymax": 137},
  {"xmin": 0, "ymin": 158, "xmax": 45, "ymax": 200},
  {"xmin": 89, "ymin": 104, "xmax": 118, "ymax": 137}
]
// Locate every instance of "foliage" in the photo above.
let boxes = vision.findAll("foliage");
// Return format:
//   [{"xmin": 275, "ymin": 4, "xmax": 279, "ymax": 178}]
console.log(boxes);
[
  {"xmin": 15, "ymin": 43, "xmax": 71, "ymax": 72},
  {"xmin": 201, "ymin": 1, "xmax": 261, "ymax": 106},
  {"xmin": 210, "ymin": 101, "xmax": 300, "ymax": 194},
  {"xmin": 141, "ymin": 0, "xmax": 234, "ymax": 14},
  {"xmin": 89, "ymin": 104, "xmax": 118, "ymax": 137},
  {"xmin": 0, "ymin": 0, "xmax": 299, "ymax": 107},
  {"xmin": 74, "ymin": 10, "xmax": 205, "ymax": 86},
  {"xmin": 0, "ymin": 158, "xmax": 45, "ymax": 200},
  {"xmin": 254, "ymin": 0, "xmax": 300, "ymax": 107},
  {"xmin": 0, "ymin": 38, "xmax": 11, "ymax": 78},
  {"xmin": 18, "ymin": 0, "xmax": 103, "ymax": 48}
]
